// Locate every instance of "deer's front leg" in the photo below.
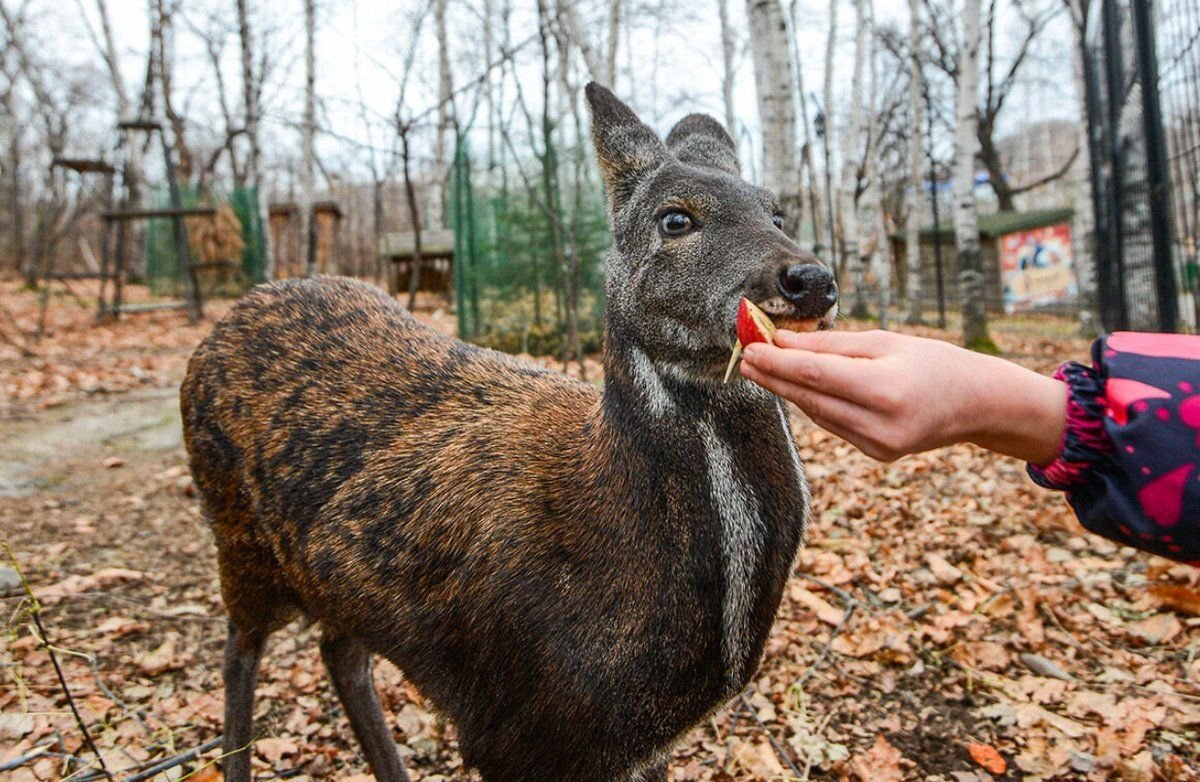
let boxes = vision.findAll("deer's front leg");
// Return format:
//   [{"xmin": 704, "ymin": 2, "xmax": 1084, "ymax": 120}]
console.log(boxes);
[{"xmin": 320, "ymin": 634, "xmax": 411, "ymax": 782}]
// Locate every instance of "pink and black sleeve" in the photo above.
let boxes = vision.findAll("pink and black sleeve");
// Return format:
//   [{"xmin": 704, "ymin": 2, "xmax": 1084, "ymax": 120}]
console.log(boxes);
[{"xmin": 1027, "ymin": 332, "xmax": 1200, "ymax": 565}]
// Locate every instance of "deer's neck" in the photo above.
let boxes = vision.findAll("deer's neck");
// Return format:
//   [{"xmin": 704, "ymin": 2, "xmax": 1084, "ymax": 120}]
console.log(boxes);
[{"xmin": 598, "ymin": 332, "xmax": 810, "ymax": 685}]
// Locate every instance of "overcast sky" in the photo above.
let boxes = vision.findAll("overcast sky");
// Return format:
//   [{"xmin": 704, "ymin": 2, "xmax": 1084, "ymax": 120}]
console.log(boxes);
[{"xmin": 45, "ymin": 0, "xmax": 1076, "ymax": 188}]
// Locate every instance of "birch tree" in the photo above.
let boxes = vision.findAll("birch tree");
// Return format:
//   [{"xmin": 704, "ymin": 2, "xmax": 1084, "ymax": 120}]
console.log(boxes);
[
  {"xmin": 839, "ymin": 0, "xmax": 870, "ymax": 317},
  {"xmin": 952, "ymin": 0, "xmax": 993, "ymax": 349},
  {"xmin": 905, "ymin": 0, "xmax": 925, "ymax": 323},
  {"xmin": 718, "ymin": 0, "xmax": 737, "ymax": 135},
  {"xmin": 1063, "ymin": 0, "xmax": 1096, "ymax": 321},
  {"xmin": 746, "ymin": 0, "xmax": 800, "ymax": 234},
  {"xmin": 822, "ymin": 0, "xmax": 838, "ymax": 267}
]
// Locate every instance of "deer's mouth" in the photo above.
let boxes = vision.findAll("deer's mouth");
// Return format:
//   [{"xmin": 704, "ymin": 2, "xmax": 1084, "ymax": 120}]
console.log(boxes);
[{"xmin": 752, "ymin": 296, "xmax": 837, "ymax": 332}]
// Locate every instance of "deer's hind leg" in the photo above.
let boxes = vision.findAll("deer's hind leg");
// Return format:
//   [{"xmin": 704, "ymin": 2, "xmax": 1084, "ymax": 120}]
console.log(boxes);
[
  {"xmin": 215, "ymin": 539, "xmax": 301, "ymax": 782},
  {"xmin": 319, "ymin": 634, "xmax": 410, "ymax": 781}
]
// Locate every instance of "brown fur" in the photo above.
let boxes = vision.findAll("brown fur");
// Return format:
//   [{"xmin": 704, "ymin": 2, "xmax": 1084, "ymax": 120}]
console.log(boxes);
[{"xmin": 182, "ymin": 84, "xmax": 836, "ymax": 782}]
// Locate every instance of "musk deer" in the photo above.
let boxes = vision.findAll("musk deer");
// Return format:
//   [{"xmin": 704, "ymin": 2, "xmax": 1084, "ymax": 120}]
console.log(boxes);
[{"xmin": 181, "ymin": 83, "xmax": 838, "ymax": 782}]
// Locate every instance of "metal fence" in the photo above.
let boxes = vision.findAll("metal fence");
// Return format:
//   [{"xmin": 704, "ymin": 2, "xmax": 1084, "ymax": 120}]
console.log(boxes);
[{"xmin": 1085, "ymin": 0, "xmax": 1199, "ymax": 332}]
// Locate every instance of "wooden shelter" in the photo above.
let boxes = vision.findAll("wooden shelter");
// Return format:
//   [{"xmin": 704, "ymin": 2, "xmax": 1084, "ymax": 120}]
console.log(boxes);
[
  {"xmin": 268, "ymin": 201, "xmax": 344, "ymax": 278},
  {"xmin": 379, "ymin": 228, "xmax": 455, "ymax": 297}
]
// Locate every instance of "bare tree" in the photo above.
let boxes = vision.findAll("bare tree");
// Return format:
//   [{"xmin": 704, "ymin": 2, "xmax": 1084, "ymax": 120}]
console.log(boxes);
[
  {"xmin": 237, "ymin": 0, "xmax": 274, "ymax": 279},
  {"xmin": 952, "ymin": 0, "xmax": 993, "ymax": 349},
  {"xmin": 839, "ymin": 0, "xmax": 870, "ymax": 317},
  {"xmin": 790, "ymin": 0, "xmax": 826, "ymax": 255},
  {"xmin": 821, "ymin": 0, "xmax": 838, "ymax": 268},
  {"xmin": 301, "ymin": 0, "xmax": 316, "ymax": 277},
  {"xmin": 1062, "ymin": 0, "xmax": 1096, "ymax": 319},
  {"xmin": 719, "ymin": 0, "xmax": 737, "ymax": 135},
  {"xmin": 925, "ymin": 0, "xmax": 1073, "ymax": 212},
  {"xmin": 745, "ymin": 0, "xmax": 800, "ymax": 233},
  {"xmin": 905, "ymin": 0, "xmax": 926, "ymax": 323}
]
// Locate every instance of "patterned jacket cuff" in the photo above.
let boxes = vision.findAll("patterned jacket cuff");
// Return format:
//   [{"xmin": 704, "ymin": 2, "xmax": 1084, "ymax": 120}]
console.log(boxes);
[{"xmin": 1026, "ymin": 361, "xmax": 1114, "ymax": 490}]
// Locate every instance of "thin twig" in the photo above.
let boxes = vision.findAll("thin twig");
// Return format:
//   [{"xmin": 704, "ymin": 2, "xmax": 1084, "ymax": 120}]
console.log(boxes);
[
  {"xmin": 0, "ymin": 739, "xmax": 60, "ymax": 772},
  {"xmin": 796, "ymin": 601, "xmax": 859, "ymax": 688},
  {"xmin": 736, "ymin": 692, "xmax": 806, "ymax": 779},
  {"xmin": 73, "ymin": 737, "xmax": 223, "ymax": 782},
  {"xmin": 2, "ymin": 544, "xmax": 113, "ymax": 780}
]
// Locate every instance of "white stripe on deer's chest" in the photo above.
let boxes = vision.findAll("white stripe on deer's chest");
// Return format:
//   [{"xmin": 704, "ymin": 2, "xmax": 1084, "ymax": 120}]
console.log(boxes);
[{"xmin": 697, "ymin": 417, "xmax": 764, "ymax": 682}]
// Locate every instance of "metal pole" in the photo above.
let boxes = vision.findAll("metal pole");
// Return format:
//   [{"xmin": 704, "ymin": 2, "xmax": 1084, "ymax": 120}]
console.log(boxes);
[
  {"xmin": 1131, "ymin": 0, "xmax": 1179, "ymax": 331},
  {"xmin": 1101, "ymin": 0, "xmax": 1129, "ymax": 330}
]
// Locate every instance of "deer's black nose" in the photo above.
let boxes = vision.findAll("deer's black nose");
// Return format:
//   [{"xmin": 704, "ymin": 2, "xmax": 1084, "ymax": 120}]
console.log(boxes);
[{"xmin": 777, "ymin": 263, "xmax": 838, "ymax": 317}]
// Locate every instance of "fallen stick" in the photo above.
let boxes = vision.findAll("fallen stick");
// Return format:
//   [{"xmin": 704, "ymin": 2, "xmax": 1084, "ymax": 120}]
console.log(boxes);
[{"xmin": 73, "ymin": 737, "xmax": 223, "ymax": 782}]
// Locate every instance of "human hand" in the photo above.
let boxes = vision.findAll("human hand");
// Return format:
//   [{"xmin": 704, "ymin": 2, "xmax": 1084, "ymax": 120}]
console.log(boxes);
[{"xmin": 739, "ymin": 329, "xmax": 1067, "ymax": 464}]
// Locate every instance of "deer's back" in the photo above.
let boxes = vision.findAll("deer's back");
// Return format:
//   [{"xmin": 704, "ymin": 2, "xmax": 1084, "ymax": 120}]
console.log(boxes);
[{"xmin": 182, "ymin": 276, "xmax": 603, "ymax": 622}]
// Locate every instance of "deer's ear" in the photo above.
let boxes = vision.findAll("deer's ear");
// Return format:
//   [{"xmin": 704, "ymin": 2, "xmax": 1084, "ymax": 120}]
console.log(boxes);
[
  {"xmin": 586, "ymin": 83, "xmax": 666, "ymax": 212},
  {"xmin": 665, "ymin": 114, "xmax": 740, "ymax": 176}
]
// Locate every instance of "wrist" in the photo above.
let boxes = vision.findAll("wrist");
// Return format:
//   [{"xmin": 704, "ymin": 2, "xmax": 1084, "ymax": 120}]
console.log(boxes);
[{"xmin": 963, "ymin": 355, "xmax": 1068, "ymax": 464}]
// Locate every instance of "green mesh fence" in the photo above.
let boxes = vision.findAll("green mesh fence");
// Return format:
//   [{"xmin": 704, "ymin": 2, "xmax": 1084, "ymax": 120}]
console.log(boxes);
[
  {"xmin": 450, "ymin": 137, "xmax": 610, "ymax": 357},
  {"xmin": 144, "ymin": 186, "xmax": 268, "ymax": 295}
]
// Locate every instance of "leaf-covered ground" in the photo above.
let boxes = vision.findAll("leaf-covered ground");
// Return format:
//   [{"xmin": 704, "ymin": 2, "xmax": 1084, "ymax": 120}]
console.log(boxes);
[{"xmin": 2, "ymin": 282, "xmax": 1198, "ymax": 781}]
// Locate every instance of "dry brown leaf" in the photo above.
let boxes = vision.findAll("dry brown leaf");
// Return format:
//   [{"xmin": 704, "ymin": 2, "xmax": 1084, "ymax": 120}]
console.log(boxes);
[
  {"xmin": 1127, "ymin": 613, "xmax": 1183, "ymax": 645},
  {"xmin": 789, "ymin": 584, "xmax": 846, "ymax": 626},
  {"xmin": 848, "ymin": 734, "xmax": 904, "ymax": 782},
  {"xmin": 1146, "ymin": 584, "xmax": 1200, "ymax": 617},
  {"xmin": 967, "ymin": 742, "xmax": 1007, "ymax": 775},
  {"xmin": 255, "ymin": 736, "xmax": 299, "ymax": 763}
]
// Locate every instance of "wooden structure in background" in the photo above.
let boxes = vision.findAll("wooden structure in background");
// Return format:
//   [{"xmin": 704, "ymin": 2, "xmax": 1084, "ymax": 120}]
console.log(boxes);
[
  {"xmin": 379, "ymin": 228, "xmax": 455, "ymax": 297},
  {"xmin": 268, "ymin": 201, "xmax": 343, "ymax": 278}
]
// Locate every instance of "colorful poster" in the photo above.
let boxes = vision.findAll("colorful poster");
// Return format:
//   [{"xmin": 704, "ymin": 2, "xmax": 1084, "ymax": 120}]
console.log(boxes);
[{"xmin": 999, "ymin": 223, "xmax": 1077, "ymax": 314}]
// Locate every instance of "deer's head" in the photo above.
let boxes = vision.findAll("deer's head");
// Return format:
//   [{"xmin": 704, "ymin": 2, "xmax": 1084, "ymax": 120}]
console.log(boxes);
[{"xmin": 587, "ymin": 83, "xmax": 837, "ymax": 383}]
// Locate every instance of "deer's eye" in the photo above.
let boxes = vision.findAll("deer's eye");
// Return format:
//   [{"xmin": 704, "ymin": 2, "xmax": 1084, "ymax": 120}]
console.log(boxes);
[
  {"xmin": 658, "ymin": 211, "xmax": 694, "ymax": 237},
  {"xmin": 772, "ymin": 214, "xmax": 785, "ymax": 229}
]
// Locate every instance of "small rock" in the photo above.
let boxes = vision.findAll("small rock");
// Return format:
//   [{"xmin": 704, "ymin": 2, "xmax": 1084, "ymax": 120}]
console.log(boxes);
[
  {"xmin": 925, "ymin": 553, "xmax": 963, "ymax": 585},
  {"xmin": 1019, "ymin": 652, "xmax": 1075, "ymax": 681},
  {"xmin": 878, "ymin": 587, "xmax": 902, "ymax": 603},
  {"xmin": 103, "ymin": 456, "xmax": 125, "ymax": 469},
  {"xmin": 1046, "ymin": 547, "xmax": 1073, "ymax": 563},
  {"xmin": 1070, "ymin": 751, "xmax": 1096, "ymax": 773},
  {"xmin": 0, "ymin": 566, "xmax": 23, "ymax": 597}
]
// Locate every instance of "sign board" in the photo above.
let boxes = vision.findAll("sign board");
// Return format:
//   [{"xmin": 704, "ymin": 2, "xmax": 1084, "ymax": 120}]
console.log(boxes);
[{"xmin": 998, "ymin": 222, "xmax": 1077, "ymax": 313}]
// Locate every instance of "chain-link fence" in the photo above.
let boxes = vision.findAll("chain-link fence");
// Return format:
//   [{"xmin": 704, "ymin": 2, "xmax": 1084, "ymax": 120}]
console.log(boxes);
[
  {"xmin": 1085, "ymin": 0, "xmax": 1197, "ymax": 331},
  {"xmin": 449, "ymin": 138, "xmax": 610, "ymax": 357}
]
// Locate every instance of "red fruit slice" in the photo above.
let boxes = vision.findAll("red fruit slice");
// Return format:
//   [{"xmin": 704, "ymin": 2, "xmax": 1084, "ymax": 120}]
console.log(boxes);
[
  {"xmin": 724, "ymin": 299, "xmax": 778, "ymax": 383},
  {"xmin": 737, "ymin": 298, "xmax": 778, "ymax": 346}
]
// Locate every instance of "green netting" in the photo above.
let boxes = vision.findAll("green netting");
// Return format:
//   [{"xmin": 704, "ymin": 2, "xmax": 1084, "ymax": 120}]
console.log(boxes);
[
  {"xmin": 144, "ymin": 186, "xmax": 268, "ymax": 295},
  {"xmin": 450, "ymin": 137, "xmax": 610, "ymax": 357}
]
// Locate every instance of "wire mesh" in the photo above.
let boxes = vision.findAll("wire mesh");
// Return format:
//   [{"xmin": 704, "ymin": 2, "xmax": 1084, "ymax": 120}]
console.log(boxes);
[
  {"xmin": 450, "ymin": 137, "xmax": 610, "ymax": 357},
  {"xmin": 1086, "ymin": 0, "xmax": 1196, "ymax": 331}
]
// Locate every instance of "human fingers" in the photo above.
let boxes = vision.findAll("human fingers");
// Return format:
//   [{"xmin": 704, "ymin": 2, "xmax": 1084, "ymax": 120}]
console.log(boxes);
[
  {"xmin": 741, "ymin": 342, "xmax": 879, "ymax": 404},
  {"xmin": 772, "ymin": 328, "xmax": 896, "ymax": 358},
  {"xmin": 740, "ymin": 361, "xmax": 905, "ymax": 461}
]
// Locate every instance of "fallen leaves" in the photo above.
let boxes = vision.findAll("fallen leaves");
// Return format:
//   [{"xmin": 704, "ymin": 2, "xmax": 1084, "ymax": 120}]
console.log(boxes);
[
  {"xmin": 967, "ymin": 741, "xmax": 1007, "ymax": 775},
  {"xmin": 1, "ymin": 298, "xmax": 1197, "ymax": 781}
]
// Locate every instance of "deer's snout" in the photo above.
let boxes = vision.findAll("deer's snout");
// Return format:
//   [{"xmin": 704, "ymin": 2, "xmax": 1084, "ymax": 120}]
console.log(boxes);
[{"xmin": 777, "ymin": 263, "xmax": 838, "ymax": 318}]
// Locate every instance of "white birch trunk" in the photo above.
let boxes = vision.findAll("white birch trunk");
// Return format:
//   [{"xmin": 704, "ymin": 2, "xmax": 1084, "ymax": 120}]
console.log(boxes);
[
  {"xmin": 953, "ymin": 0, "xmax": 991, "ymax": 348},
  {"xmin": 746, "ymin": 0, "xmax": 800, "ymax": 232},
  {"xmin": 822, "ymin": 0, "xmax": 838, "ymax": 266},
  {"xmin": 839, "ymin": 0, "xmax": 869, "ymax": 317},
  {"xmin": 719, "ymin": 0, "xmax": 738, "ymax": 136},
  {"xmin": 429, "ymin": 0, "xmax": 453, "ymax": 232},
  {"xmin": 904, "ymin": 0, "xmax": 925, "ymax": 323}
]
